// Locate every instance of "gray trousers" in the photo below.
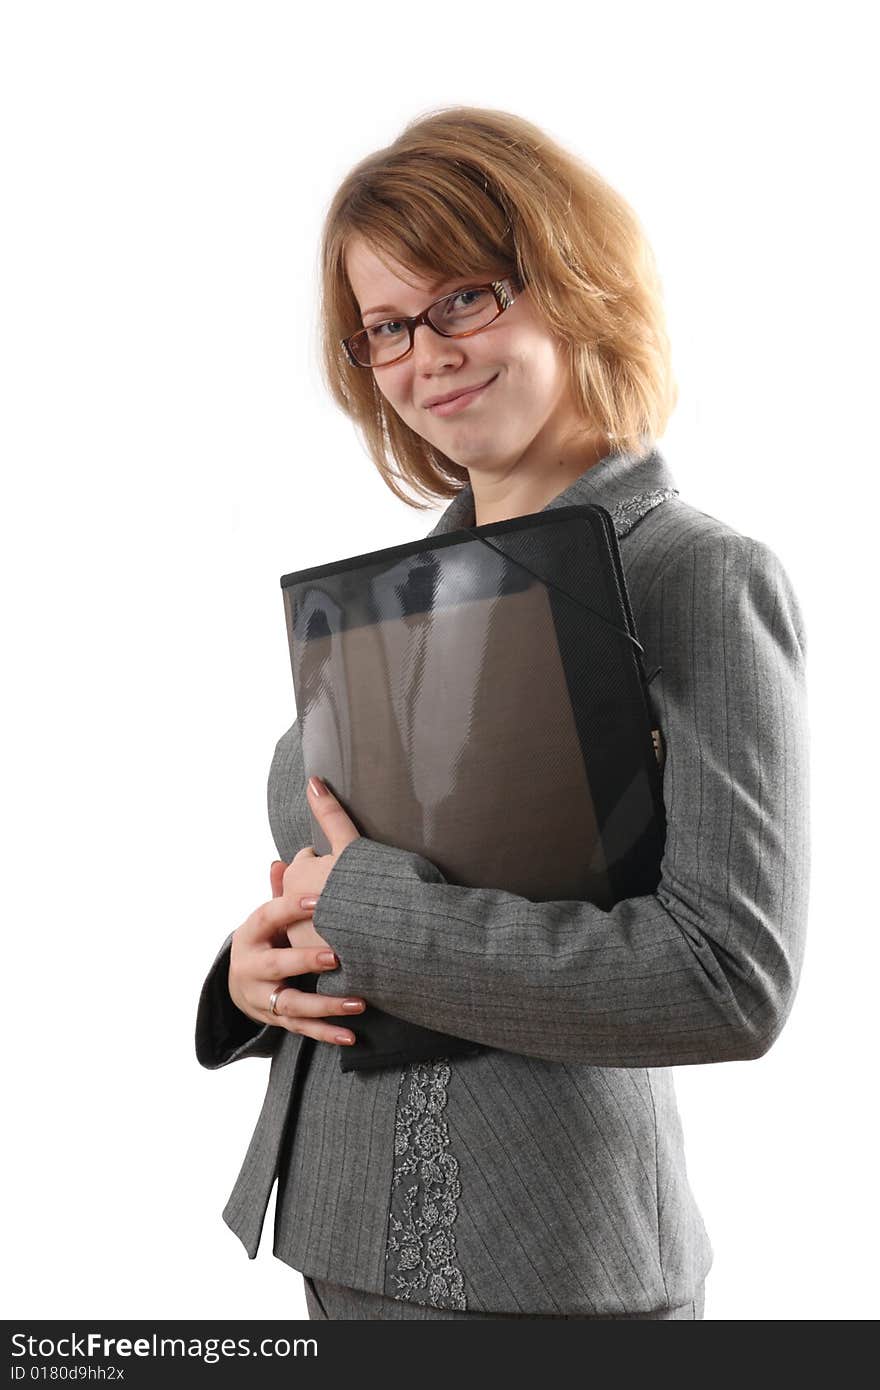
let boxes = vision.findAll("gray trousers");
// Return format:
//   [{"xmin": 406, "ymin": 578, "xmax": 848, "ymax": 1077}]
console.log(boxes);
[{"xmin": 303, "ymin": 1274, "xmax": 706, "ymax": 1320}]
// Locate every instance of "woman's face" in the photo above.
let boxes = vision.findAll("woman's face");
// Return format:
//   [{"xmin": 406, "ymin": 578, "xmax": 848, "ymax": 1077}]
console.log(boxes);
[{"xmin": 344, "ymin": 236, "xmax": 601, "ymax": 483}]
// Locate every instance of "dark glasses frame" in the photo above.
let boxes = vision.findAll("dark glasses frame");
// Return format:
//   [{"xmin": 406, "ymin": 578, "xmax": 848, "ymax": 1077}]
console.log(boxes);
[{"xmin": 341, "ymin": 273, "xmax": 524, "ymax": 368}]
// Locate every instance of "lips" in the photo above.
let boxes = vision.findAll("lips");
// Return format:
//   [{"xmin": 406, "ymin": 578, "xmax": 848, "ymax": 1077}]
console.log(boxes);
[{"xmin": 424, "ymin": 374, "xmax": 498, "ymax": 411}]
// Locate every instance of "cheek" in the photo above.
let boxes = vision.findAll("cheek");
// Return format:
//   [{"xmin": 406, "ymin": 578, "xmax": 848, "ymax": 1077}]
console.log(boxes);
[
  {"xmin": 501, "ymin": 353, "xmax": 547, "ymax": 409},
  {"xmin": 376, "ymin": 371, "xmax": 413, "ymax": 413},
  {"xmin": 516, "ymin": 345, "xmax": 568, "ymax": 408},
  {"xmin": 378, "ymin": 380, "xmax": 428, "ymax": 434}
]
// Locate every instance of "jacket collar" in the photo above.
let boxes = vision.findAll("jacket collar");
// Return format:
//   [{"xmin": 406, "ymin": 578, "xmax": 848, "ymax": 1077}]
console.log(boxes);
[{"xmin": 425, "ymin": 442, "xmax": 679, "ymax": 539}]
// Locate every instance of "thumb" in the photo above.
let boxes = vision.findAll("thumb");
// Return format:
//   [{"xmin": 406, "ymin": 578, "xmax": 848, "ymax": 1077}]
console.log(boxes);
[
  {"xmin": 307, "ymin": 775, "xmax": 360, "ymax": 855},
  {"xmin": 270, "ymin": 859, "xmax": 288, "ymax": 898}
]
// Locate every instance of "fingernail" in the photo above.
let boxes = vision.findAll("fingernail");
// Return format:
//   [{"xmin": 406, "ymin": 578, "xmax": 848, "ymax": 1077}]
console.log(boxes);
[
  {"xmin": 308, "ymin": 776, "xmax": 326, "ymax": 798},
  {"xmin": 300, "ymin": 895, "xmax": 318, "ymax": 909},
  {"xmin": 341, "ymin": 999, "xmax": 364, "ymax": 1011},
  {"xmin": 318, "ymin": 950, "xmax": 338, "ymax": 965},
  {"xmin": 334, "ymin": 1031, "xmax": 354, "ymax": 1044}
]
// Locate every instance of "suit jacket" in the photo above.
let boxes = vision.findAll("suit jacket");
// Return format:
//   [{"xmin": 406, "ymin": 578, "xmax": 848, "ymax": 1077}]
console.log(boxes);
[{"xmin": 195, "ymin": 443, "xmax": 810, "ymax": 1315}]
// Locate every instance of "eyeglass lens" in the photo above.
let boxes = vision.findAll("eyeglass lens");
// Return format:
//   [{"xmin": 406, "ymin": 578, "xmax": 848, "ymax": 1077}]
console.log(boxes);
[{"xmin": 352, "ymin": 287, "xmax": 500, "ymax": 366}]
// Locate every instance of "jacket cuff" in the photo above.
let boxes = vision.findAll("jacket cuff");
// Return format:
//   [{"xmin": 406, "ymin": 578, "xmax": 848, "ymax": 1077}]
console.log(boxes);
[
  {"xmin": 311, "ymin": 835, "xmax": 445, "ymax": 1003},
  {"xmin": 194, "ymin": 933, "xmax": 280, "ymax": 1069}
]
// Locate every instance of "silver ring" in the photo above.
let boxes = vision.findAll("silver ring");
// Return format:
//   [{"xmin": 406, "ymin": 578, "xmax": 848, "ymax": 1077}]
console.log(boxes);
[{"xmin": 269, "ymin": 985, "xmax": 286, "ymax": 1016}]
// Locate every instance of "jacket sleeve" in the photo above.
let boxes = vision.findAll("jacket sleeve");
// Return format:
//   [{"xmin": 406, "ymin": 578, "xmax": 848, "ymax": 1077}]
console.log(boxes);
[
  {"xmin": 312, "ymin": 533, "xmax": 811, "ymax": 1068},
  {"xmin": 194, "ymin": 929, "xmax": 280, "ymax": 1068},
  {"xmin": 194, "ymin": 719, "xmax": 313, "ymax": 1070}
]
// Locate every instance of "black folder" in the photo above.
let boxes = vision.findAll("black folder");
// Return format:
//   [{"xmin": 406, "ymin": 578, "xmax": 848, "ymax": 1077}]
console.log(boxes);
[{"xmin": 279, "ymin": 504, "xmax": 666, "ymax": 1071}]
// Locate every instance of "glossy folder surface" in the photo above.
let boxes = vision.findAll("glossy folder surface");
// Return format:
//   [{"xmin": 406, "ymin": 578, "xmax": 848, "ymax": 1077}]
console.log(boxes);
[{"xmin": 279, "ymin": 504, "xmax": 666, "ymax": 1071}]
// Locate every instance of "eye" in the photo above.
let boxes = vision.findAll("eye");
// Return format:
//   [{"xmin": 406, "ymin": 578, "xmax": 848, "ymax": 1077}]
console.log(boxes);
[{"xmin": 366, "ymin": 320, "xmax": 404, "ymax": 339}]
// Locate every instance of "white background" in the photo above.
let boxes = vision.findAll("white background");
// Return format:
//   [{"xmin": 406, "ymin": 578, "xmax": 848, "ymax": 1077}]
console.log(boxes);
[{"xmin": 3, "ymin": 0, "xmax": 877, "ymax": 1322}]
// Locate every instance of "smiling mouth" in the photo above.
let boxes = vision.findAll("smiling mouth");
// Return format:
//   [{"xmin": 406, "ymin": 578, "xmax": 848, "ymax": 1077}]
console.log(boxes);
[{"xmin": 426, "ymin": 374, "xmax": 498, "ymax": 412}]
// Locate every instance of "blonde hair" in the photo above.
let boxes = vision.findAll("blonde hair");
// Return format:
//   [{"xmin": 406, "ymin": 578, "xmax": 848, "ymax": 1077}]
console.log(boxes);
[{"xmin": 318, "ymin": 105, "xmax": 678, "ymax": 510}]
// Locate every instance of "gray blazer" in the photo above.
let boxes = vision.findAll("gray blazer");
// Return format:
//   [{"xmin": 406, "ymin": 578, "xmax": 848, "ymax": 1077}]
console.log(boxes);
[{"xmin": 195, "ymin": 443, "xmax": 810, "ymax": 1316}]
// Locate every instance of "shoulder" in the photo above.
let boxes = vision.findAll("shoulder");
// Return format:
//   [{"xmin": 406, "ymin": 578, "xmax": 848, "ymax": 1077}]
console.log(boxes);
[
  {"xmin": 634, "ymin": 498, "xmax": 806, "ymax": 657},
  {"xmin": 629, "ymin": 494, "xmax": 797, "ymax": 595}
]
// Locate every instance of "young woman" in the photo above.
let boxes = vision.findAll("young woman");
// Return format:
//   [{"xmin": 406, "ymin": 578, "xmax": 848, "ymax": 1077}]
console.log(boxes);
[{"xmin": 195, "ymin": 106, "xmax": 810, "ymax": 1321}]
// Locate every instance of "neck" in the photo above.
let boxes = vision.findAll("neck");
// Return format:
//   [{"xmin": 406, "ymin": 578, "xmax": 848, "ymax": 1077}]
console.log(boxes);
[{"xmin": 470, "ymin": 434, "xmax": 612, "ymax": 528}]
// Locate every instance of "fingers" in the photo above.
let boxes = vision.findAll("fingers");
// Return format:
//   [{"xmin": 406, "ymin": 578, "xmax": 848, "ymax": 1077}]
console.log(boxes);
[
  {"xmin": 258, "ymin": 943, "xmax": 340, "ymax": 980},
  {"xmin": 242, "ymin": 894, "xmax": 315, "ymax": 944},
  {"xmin": 264, "ymin": 983, "xmax": 366, "ymax": 1046},
  {"xmin": 230, "ymin": 932, "xmax": 365, "ymax": 1047},
  {"xmin": 306, "ymin": 777, "xmax": 361, "ymax": 857}
]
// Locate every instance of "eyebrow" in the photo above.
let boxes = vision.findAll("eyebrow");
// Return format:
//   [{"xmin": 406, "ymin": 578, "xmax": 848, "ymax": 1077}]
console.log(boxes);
[{"xmin": 361, "ymin": 275, "xmax": 471, "ymax": 321}]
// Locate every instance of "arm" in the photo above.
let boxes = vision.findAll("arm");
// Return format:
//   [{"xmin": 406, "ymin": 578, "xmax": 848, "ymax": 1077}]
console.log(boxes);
[
  {"xmin": 194, "ymin": 719, "xmax": 314, "ymax": 1069},
  {"xmin": 312, "ymin": 534, "xmax": 811, "ymax": 1068}
]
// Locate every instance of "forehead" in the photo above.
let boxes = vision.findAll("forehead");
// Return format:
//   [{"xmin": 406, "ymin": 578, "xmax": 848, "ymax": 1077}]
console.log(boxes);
[{"xmin": 345, "ymin": 237, "xmax": 460, "ymax": 311}]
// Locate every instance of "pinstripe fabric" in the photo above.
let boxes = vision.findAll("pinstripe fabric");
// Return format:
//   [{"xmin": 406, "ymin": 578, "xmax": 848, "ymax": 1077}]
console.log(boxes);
[
  {"xmin": 302, "ymin": 1272, "xmax": 706, "ymax": 1319},
  {"xmin": 195, "ymin": 443, "xmax": 810, "ymax": 1317}
]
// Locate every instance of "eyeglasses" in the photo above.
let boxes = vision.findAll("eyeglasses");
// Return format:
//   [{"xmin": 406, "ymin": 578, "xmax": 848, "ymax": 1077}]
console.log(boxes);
[{"xmin": 341, "ymin": 273, "xmax": 523, "ymax": 368}]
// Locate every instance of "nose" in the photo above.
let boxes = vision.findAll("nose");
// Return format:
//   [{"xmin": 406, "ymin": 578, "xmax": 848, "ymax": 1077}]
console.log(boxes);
[{"xmin": 411, "ymin": 320, "xmax": 464, "ymax": 370}]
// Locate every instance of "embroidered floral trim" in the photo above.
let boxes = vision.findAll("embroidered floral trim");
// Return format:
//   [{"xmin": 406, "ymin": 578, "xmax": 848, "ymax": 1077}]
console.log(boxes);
[
  {"xmin": 610, "ymin": 487, "xmax": 679, "ymax": 537},
  {"xmin": 385, "ymin": 1059, "xmax": 467, "ymax": 1310}
]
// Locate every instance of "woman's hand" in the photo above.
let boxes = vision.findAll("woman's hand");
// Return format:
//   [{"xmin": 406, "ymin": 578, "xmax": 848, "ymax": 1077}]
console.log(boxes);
[
  {"xmin": 281, "ymin": 775, "xmax": 362, "ymax": 942},
  {"xmin": 228, "ymin": 776, "xmax": 364, "ymax": 1046}
]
